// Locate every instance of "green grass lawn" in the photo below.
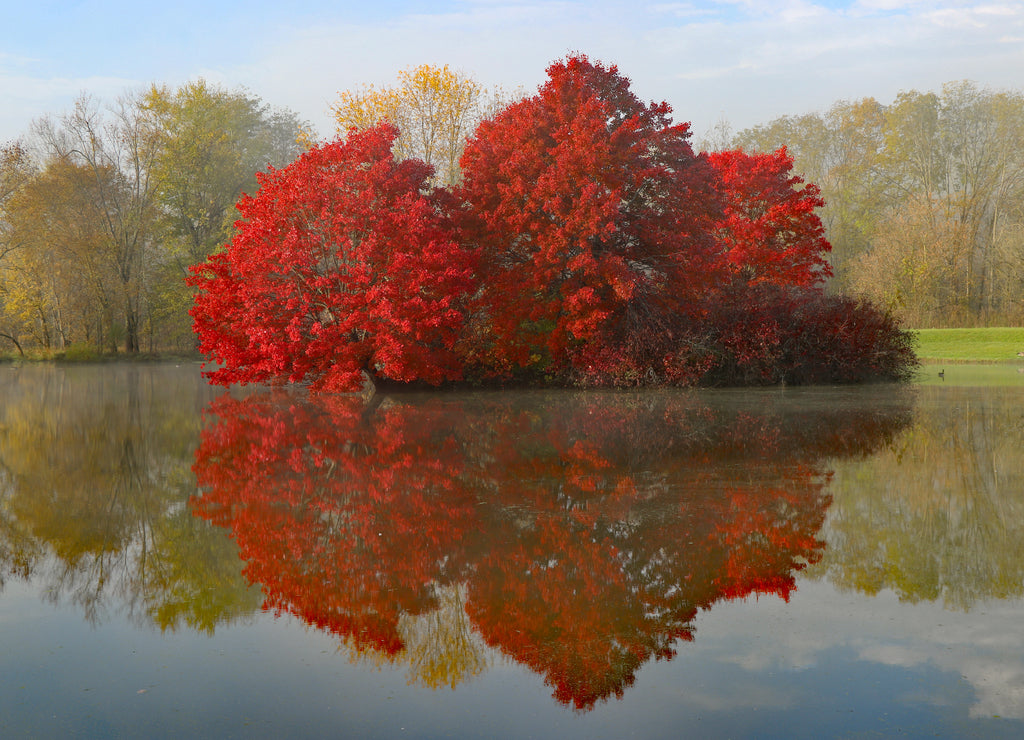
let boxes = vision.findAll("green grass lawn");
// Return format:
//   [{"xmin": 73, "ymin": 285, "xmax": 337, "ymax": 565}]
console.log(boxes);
[{"xmin": 913, "ymin": 327, "xmax": 1024, "ymax": 362}]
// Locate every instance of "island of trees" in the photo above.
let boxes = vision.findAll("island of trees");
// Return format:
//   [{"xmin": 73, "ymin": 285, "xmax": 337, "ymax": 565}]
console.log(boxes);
[
  {"xmin": 10, "ymin": 54, "xmax": 1022, "ymax": 387},
  {"xmin": 190, "ymin": 55, "xmax": 913, "ymax": 391}
]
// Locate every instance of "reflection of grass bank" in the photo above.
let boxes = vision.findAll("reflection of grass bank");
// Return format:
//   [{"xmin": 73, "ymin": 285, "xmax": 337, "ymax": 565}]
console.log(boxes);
[{"xmin": 914, "ymin": 327, "xmax": 1024, "ymax": 363}]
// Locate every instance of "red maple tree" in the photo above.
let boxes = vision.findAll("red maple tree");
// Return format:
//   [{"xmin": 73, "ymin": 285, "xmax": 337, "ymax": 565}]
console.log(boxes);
[
  {"xmin": 693, "ymin": 148, "xmax": 917, "ymax": 385},
  {"xmin": 707, "ymin": 147, "xmax": 832, "ymax": 289},
  {"xmin": 457, "ymin": 54, "xmax": 723, "ymax": 384},
  {"xmin": 188, "ymin": 124, "xmax": 476, "ymax": 392}
]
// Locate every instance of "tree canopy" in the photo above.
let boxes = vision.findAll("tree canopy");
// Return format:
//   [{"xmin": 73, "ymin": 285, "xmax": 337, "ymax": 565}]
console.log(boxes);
[
  {"xmin": 0, "ymin": 81, "xmax": 306, "ymax": 356},
  {"xmin": 330, "ymin": 64, "xmax": 507, "ymax": 187},
  {"xmin": 457, "ymin": 55, "xmax": 722, "ymax": 383},
  {"xmin": 191, "ymin": 55, "xmax": 915, "ymax": 391},
  {"xmin": 189, "ymin": 124, "xmax": 476, "ymax": 392}
]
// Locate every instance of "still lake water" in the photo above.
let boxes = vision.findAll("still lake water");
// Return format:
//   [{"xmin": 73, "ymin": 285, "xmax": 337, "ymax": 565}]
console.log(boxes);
[{"xmin": 1, "ymin": 362, "xmax": 1023, "ymax": 738}]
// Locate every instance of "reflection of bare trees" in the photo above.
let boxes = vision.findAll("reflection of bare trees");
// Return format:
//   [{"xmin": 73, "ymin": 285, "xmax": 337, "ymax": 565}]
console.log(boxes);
[
  {"xmin": 814, "ymin": 385, "xmax": 1024, "ymax": 610},
  {"xmin": 0, "ymin": 364, "xmax": 260, "ymax": 630},
  {"xmin": 400, "ymin": 583, "xmax": 490, "ymax": 689}
]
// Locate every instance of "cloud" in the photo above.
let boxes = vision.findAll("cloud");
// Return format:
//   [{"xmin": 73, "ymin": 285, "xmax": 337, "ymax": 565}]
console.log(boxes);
[
  {"xmin": 3, "ymin": 1, "xmax": 1024, "ymax": 146},
  {"xmin": 924, "ymin": 3, "xmax": 1023, "ymax": 28}
]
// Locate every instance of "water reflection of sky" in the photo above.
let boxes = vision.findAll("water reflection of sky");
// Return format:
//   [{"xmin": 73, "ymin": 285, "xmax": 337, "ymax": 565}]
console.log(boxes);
[
  {"xmin": 685, "ymin": 580, "xmax": 1024, "ymax": 724},
  {"xmin": 3, "ymin": 364, "xmax": 1024, "ymax": 737},
  {"xmin": 6, "ymin": 575, "xmax": 1023, "ymax": 739}
]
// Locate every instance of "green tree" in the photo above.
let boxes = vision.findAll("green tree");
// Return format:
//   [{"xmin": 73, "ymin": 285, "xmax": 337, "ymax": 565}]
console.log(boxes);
[
  {"xmin": 141, "ymin": 80, "xmax": 306, "ymax": 347},
  {"xmin": 143, "ymin": 79, "xmax": 305, "ymax": 271}
]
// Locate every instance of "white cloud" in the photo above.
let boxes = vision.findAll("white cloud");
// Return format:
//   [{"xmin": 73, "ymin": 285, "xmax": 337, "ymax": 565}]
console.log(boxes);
[
  {"xmin": 3, "ymin": 1, "xmax": 1024, "ymax": 146},
  {"xmin": 853, "ymin": 0, "xmax": 930, "ymax": 11}
]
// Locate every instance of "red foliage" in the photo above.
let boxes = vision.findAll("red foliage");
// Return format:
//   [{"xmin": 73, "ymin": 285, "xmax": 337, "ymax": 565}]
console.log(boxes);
[
  {"xmin": 707, "ymin": 147, "xmax": 832, "ymax": 289},
  {"xmin": 457, "ymin": 54, "xmax": 723, "ymax": 382},
  {"xmin": 701, "ymin": 284, "xmax": 919, "ymax": 385},
  {"xmin": 188, "ymin": 124, "xmax": 476, "ymax": 392},
  {"xmin": 192, "ymin": 390, "xmax": 912, "ymax": 708},
  {"xmin": 192, "ymin": 391, "xmax": 482, "ymax": 652},
  {"xmin": 187, "ymin": 55, "xmax": 914, "ymax": 390}
]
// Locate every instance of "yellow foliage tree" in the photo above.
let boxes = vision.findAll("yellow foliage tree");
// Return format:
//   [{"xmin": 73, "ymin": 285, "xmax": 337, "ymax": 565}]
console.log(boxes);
[
  {"xmin": 851, "ymin": 198, "xmax": 972, "ymax": 325},
  {"xmin": 2, "ymin": 158, "xmax": 119, "ymax": 351},
  {"xmin": 0, "ymin": 142, "xmax": 33, "ymax": 354},
  {"xmin": 331, "ymin": 64, "xmax": 503, "ymax": 187},
  {"xmin": 0, "ymin": 143, "xmax": 31, "ymax": 262}
]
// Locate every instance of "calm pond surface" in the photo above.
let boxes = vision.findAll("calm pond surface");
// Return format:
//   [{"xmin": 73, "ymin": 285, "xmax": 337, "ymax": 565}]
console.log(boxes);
[{"xmin": 1, "ymin": 361, "xmax": 1023, "ymax": 738}]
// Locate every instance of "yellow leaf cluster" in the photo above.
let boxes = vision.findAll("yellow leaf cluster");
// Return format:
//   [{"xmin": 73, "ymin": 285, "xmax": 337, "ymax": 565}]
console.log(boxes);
[{"xmin": 331, "ymin": 64, "xmax": 495, "ymax": 187}]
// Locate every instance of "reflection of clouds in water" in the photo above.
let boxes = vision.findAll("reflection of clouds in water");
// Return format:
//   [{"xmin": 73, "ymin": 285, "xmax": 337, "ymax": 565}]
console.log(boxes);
[
  {"xmin": 861, "ymin": 601, "xmax": 1024, "ymax": 720},
  {"xmin": 693, "ymin": 589, "xmax": 834, "ymax": 673},
  {"xmin": 858, "ymin": 644, "xmax": 930, "ymax": 667},
  {"xmin": 682, "ymin": 682, "xmax": 798, "ymax": 712},
  {"xmin": 964, "ymin": 658, "xmax": 1024, "ymax": 719},
  {"xmin": 720, "ymin": 637, "xmax": 823, "ymax": 674},
  {"xmin": 690, "ymin": 580, "xmax": 1024, "ymax": 720}
]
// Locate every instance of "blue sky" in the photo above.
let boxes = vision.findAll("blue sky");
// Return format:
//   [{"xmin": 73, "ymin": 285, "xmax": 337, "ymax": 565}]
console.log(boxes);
[{"xmin": 2, "ymin": 0, "xmax": 1023, "ymax": 144}]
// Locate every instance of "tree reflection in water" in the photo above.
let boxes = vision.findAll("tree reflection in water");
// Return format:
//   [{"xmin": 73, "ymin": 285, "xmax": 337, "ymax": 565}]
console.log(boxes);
[
  {"xmin": 192, "ymin": 388, "xmax": 913, "ymax": 710},
  {"xmin": 814, "ymin": 384, "xmax": 1024, "ymax": 611},
  {"xmin": 0, "ymin": 364, "xmax": 261, "ymax": 631}
]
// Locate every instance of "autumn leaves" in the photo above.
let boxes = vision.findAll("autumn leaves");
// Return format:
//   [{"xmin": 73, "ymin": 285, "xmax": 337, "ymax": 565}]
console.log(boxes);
[
  {"xmin": 190, "ymin": 55, "xmax": 916, "ymax": 391},
  {"xmin": 188, "ymin": 125, "xmax": 474, "ymax": 392}
]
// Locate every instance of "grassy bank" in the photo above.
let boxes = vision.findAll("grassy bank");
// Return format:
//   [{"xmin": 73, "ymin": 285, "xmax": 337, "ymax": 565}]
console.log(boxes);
[
  {"xmin": 913, "ymin": 327, "xmax": 1024, "ymax": 362},
  {"xmin": 0, "ymin": 348, "xmax": 202, "ymax": 364}
]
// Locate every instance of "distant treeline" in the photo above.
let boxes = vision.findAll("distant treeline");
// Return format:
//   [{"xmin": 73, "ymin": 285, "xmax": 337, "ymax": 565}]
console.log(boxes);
[
  {"xmin": 2, "ymin": 76, "xmax": 1020, "ymax": 358},
  {"xmin": 714, "ymin": 81, "xmax": 1024, "ymax": 327},
  {"xmin": 0, "ymin": 81, "xmax": 307, "ymax": 356}
]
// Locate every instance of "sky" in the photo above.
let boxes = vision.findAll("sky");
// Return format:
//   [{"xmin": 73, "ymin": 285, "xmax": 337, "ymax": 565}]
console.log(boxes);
[{"xmin": 2, "ymin": 0, "xmax": 1023, "ymax": 145}]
